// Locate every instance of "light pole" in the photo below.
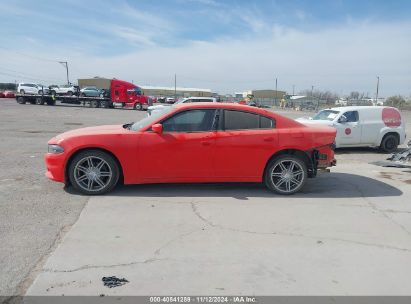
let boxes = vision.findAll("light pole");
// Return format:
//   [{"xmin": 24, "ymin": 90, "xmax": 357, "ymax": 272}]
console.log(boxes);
[
  {"xmin": 311, "ymin": 85, "xmax": 314, "ymax": 102},
  {"xmin": 59, "ymin": 61, "xmax": 69, "ymax": 84},
  {"xmin": 174, "ymin": 74, "xmax": 177, "ymax": 101},
  {"xmin": 375, "ymin": 76, "xmax": 380, "ymax": 104},
  {"xmin": 275, "ymin": 77, "xmax": 278, "ymax": 107},
  {"xmin": 292, "ymin": 85, "xmax": 295, "ymax": 96}
]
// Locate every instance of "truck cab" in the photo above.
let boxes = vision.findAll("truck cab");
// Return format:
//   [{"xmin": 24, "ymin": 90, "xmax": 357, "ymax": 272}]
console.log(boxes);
[{"xmin": 110, "ymin": 79, "xmax": 151, "ymax": 110}]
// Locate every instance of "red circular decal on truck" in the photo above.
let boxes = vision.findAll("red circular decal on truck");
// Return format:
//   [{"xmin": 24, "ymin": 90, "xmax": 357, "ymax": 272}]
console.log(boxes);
[
  {"xmin": 382, "ymin": 108, "xmax": 401, "ymax": 127},
  {"xmin": 345, "ymin": 128, "xmax": 351, "ymax": 135}
]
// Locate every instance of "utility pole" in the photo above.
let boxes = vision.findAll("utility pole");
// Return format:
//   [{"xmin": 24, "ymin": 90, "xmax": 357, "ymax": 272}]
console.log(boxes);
[
  {"xmin": 375, "ymin": 76, "xmax": 380, "ymax": 104},
  {"xmin": 275, "ymin": 77, "xmax": 278, "ymax": 107},
  {"xmin": 311, "ymin": 85, "xmax": 314, "ymax": 102},
  {"xmin": 174, "ymin": 74, "xmax": 177, "ymax": 101},
  {"xmin": 292, "ymin": 85, "xmax": 295, "ymax": 96},
  {"xmin": 59, "ymin": 61, "xmax": 69, "ymax": 84}
]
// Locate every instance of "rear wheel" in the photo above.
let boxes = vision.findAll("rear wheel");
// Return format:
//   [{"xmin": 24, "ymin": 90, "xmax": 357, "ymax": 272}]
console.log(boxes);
[
  {"xmin": 20, "ymin": 89, "xmax": 25, "ymax": 94},
  {"xmin": 50, "ymin": 90, "xmax": 56, "ymax": 96},
  {"xmin": 35, "ymin": 97, "xmax": 44, "ymax": 105},
  {"xmin": 380, "ymin": 134, "xmax": 399, "ymax": 153},
  {"xmin": 68, "ymin": 150, "xmax": 120, "ymax": 195},
  {"xmin": 67, "ymin": 91, "xmax": 73, "ymax": 96},
  {"xmin": 80, "ymin": 93, "xmax": 86, "ymax": 97},
  {"xmin": 17, "ymin": 97, "xmax": 26, "ymax": 104},
  {"xmin": 264, "ymin": 155, "xmax": 307, "ymax": 195},
  {"xmin": 90, "ymin": 100, "xmax": 100, "ymax": 108},
  {"xmin": 100, "ymin": 100, "xmax": 109, "ymax": 108}
]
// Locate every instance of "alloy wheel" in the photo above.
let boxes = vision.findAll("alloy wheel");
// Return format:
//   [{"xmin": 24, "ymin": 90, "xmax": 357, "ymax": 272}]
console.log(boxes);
[
  {"xmin": 270, "ymin": 159, "xmax": 305, "ymax": 194},
  {"xmin": 74, "ymin": 156, "xmax": 113, "ymax": 192}
]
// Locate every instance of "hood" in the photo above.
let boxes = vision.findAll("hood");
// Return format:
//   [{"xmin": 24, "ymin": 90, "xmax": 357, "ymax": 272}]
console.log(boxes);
[
  {"xmin": 148, "ymin": 104, "xmax": 172, "ymax": 110},
  {"xmin": 51, "ymin": 125, "xmax": 128, "ymax": 143},
  {"xmin": 296, "ymin": 117, "xmax": 334, "ymax": 127}
]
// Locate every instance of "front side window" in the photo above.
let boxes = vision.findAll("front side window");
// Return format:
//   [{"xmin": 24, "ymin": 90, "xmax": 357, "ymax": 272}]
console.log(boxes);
[
  {"xmin": 341, "ymin": 111, "xmax": 359, "ymax": 122},
  {"xmin": 162, "ymin": 109, "xmax": 216, "ymax": 132}
]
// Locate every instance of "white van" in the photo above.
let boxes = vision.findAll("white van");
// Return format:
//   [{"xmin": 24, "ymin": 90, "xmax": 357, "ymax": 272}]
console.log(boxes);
[{"xmin": 296, "ymin": 106, "xmax": 406, "ymax": 152}]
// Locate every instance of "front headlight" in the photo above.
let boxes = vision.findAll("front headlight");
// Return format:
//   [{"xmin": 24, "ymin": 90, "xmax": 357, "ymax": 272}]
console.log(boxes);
[{"xmin": 48, "ymin": 144, "xmax": 64, "ymax": 154}]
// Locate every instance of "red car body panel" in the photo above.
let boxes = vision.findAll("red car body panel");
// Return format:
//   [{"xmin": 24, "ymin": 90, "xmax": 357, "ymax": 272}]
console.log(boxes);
[{"xmin": 45, "ymin": 103, "xmax": 336, "ymax": 185}]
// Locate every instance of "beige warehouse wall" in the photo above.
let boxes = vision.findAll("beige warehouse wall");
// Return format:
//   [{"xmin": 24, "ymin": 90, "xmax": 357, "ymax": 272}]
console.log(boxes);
[{"xmin": 142, "ymin": 88, "xmax": 212, "ymax": 97}]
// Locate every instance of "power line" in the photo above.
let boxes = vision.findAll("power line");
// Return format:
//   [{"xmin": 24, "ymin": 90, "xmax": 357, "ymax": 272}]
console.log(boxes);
[{"xmin": 0, "ymin": 46, "xmax": 62, "ymax": 63}]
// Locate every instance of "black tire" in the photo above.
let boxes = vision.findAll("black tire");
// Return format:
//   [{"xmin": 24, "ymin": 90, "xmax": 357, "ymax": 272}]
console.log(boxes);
[
  {"xmin": 50, "ymin": 90, "xmax": 56, "ymax": 96},
  {"xmin": 35, "ymin": 97, "xmax": 44, "ymax": 105},
  {"xmin": 67, "ymin": 91, "xmax": 73, "ymax": 96},
  {"xmin": 134, "ymin": 103, "xmax": 143, "ymax": 111},
  {"xmin": 38, "ymin": 90, "xmax": 43, "ymax": 95},
  {"xmin": 100, "ymin": 100, "xmax": 109, "ymax": 108},
  {"xmin": 90, "ymin": 100, "xmax": 100, "ymax": 108},
  {"xmin": 46, "ymin": 99, "xmax": 56, "ymax": 106},
  {"xmin": 17, "ymin": 97, "xmax": 26, "ymax": 104},
  {"xmin": 20, "ymin": 89, "xmax": 25, "ymax": 94},
  {"xmin": 80, "ymin": 93, "xmax": 86, "ymax": 97},
  {"xmin": 380, "ymin": 134, "xmax": 399, "ymax": 153},
  {"xmin": 264, "ymin": 154, "xmax": 307, "ymax": 195},
  {"xmin": 68, "ymin": 150, "xmax": 120, "ymax": 195}
]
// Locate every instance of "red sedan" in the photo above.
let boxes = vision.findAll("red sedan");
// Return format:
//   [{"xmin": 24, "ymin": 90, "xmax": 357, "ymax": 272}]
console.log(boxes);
[
  {"xmin": 45, "ymin": 103, "xmax": 336, "ymax": 195},
  {"xmin": 3, "ymin": 91, "xmax": 15, "ymax": 98}
]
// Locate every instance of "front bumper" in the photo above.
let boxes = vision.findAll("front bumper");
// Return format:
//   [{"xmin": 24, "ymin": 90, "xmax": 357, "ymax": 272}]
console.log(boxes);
[{"xmin": 44, "ymin": 153, "xmax": 66, "ymax": 183}]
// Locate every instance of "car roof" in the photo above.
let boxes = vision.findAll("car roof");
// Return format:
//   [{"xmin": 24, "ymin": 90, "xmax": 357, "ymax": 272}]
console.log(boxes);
[
  {"xmin": 324, "ymin": 106, "xmax": 389, "ymax": 112},
  {"xmin": 173, "ymin": 102, "xmax": 274, "ymax": 115}
]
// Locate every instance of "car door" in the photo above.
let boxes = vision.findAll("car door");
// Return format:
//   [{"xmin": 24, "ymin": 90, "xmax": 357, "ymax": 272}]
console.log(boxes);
[
  {"xmin": 334, "ymin": 110, "xmax": 362, "ymax": 146},
  {"xmin": 138, "ymin": 108, "xmax": 217, "ymax": 182},
  {"xmin": 213, "ymin": 109, "xmax": 278, "ymax": 179}
]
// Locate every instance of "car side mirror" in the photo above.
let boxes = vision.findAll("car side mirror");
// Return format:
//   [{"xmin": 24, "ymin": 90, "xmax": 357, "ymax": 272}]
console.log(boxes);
[
  {"xmin": 152, "ymin": 123, "xmax": 163, "ymax": 134},
  {"xmin": 338, "ymin": 115, "xmax": 348, "ymax": 123}
]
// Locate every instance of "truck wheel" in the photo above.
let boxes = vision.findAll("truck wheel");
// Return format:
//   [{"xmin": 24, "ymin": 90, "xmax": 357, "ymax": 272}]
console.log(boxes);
[
  {"xmin": 35, "ymin": 97, "xmax": 44, "ymax": 105},
  {"xmin": 50, "ymin": 90, "xmax": 56, "ymax": 96},
  {"xmin": 68, "ymin": 150, "xmax": 120, "ymax": 195},
  {"xmin": 100, "ymin": 100, "xmax": 109, "ymax": 108},
  {"xmin": 67, "ymin": 91, "xmax": 73, "ymax": 96},
  {"xmin": 38, "ymin": 90, "xmax": 43, "ymax": 95},
  {"xmin": 46, "ymin": 99, "xmax": 56, "ymax": 106},
  {"xmin": 80, "ymin": 93, "xmax": 86, "ymax": 97},
  {"xmin": 90, "ymin": 100, "xmax": 100, "ymax": 108},
  {"xmin": 20, "ymin": 90, "xmax": 25, "ymax": 94},
  {"xmin": 17, "ymin": 97, "xmax": 26, "ymax": 104},
  {"xmin": 380, "ymin": 134, "xmax": 399, "ymax": 153},
  {"xmin": 134, "ymin": 103, "xmax": 143, "ymax": 111},
  {"xmin": 264, "ymin": 155, "xmax": 307, "ymax": 195}
]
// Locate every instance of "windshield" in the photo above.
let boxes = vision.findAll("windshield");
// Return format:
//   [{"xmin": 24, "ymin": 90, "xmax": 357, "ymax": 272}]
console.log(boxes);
[
  {"xmin": 312, "ymin": 110, "xmax": 340, "ymax": 121},
  {"xmin": 130, "ymin": 107, "xmax": 173, "ymax": 131}
]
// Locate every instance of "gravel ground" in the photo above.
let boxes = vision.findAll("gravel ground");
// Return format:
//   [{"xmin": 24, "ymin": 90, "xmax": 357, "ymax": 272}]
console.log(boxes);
[
  {"xmin": 0, "ymin": 98, "xmax": 410, "ymax": 296},
  {"xmin": 0, "ymin": 99, "xmax": 147, "ymax": 296}
]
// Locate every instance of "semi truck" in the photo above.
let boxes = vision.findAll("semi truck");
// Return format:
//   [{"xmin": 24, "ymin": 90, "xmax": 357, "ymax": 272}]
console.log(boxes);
[{"xmin": 15, "ymin": 79, "xmax": 152, "ymax": 110}]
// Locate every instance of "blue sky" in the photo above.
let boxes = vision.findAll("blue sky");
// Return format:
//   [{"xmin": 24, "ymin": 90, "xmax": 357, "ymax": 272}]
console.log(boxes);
[{"xmin": 1, "ymin": 0, "xmax": 411, "ymax": 95}]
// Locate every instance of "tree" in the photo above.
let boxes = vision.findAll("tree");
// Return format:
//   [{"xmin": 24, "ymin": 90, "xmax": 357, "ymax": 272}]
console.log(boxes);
[
  {"xmin": 385, "ymin": 95, "xmax": 406, "ymax": 108},
  {"xmin": 349, "ymin": 91, "xmax": 360, "ymax": 100}
]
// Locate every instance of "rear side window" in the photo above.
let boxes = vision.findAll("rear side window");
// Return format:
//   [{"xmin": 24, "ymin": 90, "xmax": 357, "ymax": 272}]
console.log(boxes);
[{"xmin": 223, "ymin": 110, "xmax": 275, "ymax": 130}]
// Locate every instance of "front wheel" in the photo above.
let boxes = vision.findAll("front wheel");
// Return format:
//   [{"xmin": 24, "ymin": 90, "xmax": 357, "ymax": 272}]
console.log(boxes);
[
  {"xmin": 68, "ymin": 150, "xmax": 120, "ymax": 195},
  {"xmin": 134, "ymin": 103, "xmax": 143, "ymax": 110},
  {"xmin": 264, "ymin": 155, "xmax": 307, "ymax": 195},
  {"xmin": 380, "ymin": 134, "xmax": 399, "ymax": 153}
]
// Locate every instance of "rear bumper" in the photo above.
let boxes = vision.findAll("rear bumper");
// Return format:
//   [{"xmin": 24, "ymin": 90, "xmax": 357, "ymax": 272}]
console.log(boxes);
[{"xmin": 44, "ymin": 153, "xmax": 66, "ymax": 183}]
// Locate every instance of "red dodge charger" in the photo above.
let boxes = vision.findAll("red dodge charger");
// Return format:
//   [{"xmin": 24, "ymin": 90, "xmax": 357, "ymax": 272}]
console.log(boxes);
[{"xmin": 45, "ymin": 103, "xmax": 336, "ymax": 195}]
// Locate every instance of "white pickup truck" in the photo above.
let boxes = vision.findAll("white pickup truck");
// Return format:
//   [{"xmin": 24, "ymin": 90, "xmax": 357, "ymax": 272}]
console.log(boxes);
[
  {"xmin": 296, "ymin": 106, "xmax": 406, "ymax": 152},
  {"xmin": 49, "ymin": 85, "xmax": 77, "ymax": 96}
]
